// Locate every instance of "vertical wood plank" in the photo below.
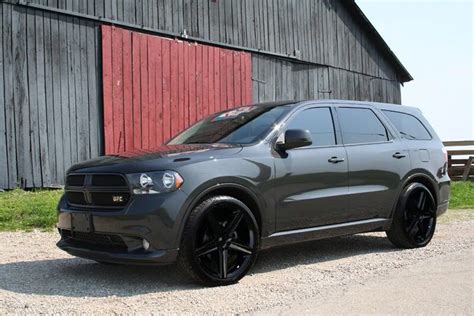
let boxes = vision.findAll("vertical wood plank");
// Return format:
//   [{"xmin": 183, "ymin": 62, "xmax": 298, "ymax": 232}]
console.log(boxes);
[
  {"xmin": 78, "ymin": 19, "xmax": 90, "ymax": 162},
  {"xmin": 154, "ymin": 37, "xmax": 164, "ymax": 145},
  {"xmin": 140, "ymin": 32, "xmax": 150, "ymax": 149},
  {"xmin": 102, "ymin": 25, "xmax": 114, "ymax": 154},
  {"xmin": 3, "ymin": 4, "xmax": 17, "ymax": 188},
  {"xmin": 195, "ymin": 43, "xmax": 203, "ymax": 118},
  {"xmin": 161, "ymin": 38, "xmax": 171, "ymax": 141},
  {"xmin": 36, "ymin": 10, "xmax": 52, "ymax": 186},
  {"xmin": 122, "ymin": 28, "xmax": 133, "ymax": 151},
  {"xmin": 0, "ymin": 3, "xmax": 8, "ymax": 188},
  {"xmin": 178, "ymin": 40, "xmax": 186, "ymax": 132},
  {"xmin": 201, "ymin": 44, "xmax": 209, "ymax": 116},
  {"xmin": 132, "ymin": 31, "xmax": 142, "ymax": 149},
  {"xmin": 147, "ymin": 34, "xmax": 157, "ymax": 149},
  {"xmin": 188, "ymin": 42, "xmax": 196, "ymax": 124},
  {"xmin": 170, "ymin": 40, "xmax": 179, "ymax": 134}
]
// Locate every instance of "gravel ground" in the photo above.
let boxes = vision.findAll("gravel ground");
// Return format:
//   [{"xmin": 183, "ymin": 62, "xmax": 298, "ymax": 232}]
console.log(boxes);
[{"xmin": 0, "ymin": 214, "xmax": 472, "ymax": 315}]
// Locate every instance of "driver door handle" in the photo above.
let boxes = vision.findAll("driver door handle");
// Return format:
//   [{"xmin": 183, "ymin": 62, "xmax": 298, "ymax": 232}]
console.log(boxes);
[
  {"xmin": 328, "ymin": 156, "xmax": 345, "ymax": 163},
  {"xmin": 392, "ymin": 152, "xmax": 407, "ymax": 159}
]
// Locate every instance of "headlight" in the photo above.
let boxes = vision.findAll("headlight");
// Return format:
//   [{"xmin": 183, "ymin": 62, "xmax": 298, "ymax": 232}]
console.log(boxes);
[{"xmin": 127, "ymin": 171, "xmax": 184, "ymax": 195}]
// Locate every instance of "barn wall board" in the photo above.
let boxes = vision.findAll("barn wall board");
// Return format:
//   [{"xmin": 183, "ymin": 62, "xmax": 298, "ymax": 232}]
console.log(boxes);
[
  {"xmin": 0, "ymin": 3, "xmax": 102, "ymax": 188},
  {"xmin": 24, "ymin": 0, "xmax": 407, "ymax": 82},
  {"xmin": 102, "ymin": 25, "xmax": 253, "ymax": 155}
]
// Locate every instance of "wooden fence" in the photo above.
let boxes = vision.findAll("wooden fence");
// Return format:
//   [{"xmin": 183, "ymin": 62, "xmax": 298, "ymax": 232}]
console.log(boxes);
[{"xmin": 443, "ymin": 140, "xmax": 474, "ymax": 181}]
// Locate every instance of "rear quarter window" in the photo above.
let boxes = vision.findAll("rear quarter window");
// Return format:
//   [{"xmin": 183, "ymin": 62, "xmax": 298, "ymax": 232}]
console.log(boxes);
[{"xmin": 382, "ymin": 110, "xmax": 432, "ymax": 140}]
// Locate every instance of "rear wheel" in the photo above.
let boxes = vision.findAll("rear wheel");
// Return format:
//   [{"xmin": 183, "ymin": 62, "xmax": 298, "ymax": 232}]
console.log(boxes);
[
  {"xmin": 178, "ymin": 196, "xmax": 260, "ymax": 286},
  {"xmin": 387, "ymin": 183, "xmax": 437, "ymax": 248}
]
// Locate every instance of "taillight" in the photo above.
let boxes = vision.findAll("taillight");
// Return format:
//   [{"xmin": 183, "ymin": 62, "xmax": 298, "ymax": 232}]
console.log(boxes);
[
  {"xmin": 442, "ymin": 147, "xmax": 448, "ymax": 163},
  {"xmin": 441, "ymin": 147, "xmax": 449, "ymax": 176}
]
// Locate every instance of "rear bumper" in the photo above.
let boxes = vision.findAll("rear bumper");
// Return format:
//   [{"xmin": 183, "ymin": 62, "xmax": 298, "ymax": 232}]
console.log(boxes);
[{"xmin": 57, "ymin": 239, "xmax": 178, "ymax": 265}]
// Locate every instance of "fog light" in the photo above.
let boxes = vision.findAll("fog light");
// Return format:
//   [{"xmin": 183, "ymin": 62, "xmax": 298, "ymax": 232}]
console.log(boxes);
[{"xmin": 143, "ymin": 239, "xmax": 150, "ymax": 251}]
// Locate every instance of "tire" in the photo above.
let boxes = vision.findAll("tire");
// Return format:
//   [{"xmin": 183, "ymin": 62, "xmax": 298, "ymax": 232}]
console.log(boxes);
[
  {"xmin": 386, "ymin": 182, "xmax": 437, "ymax": 248},
  {"xmin": 178, "ymin": 195, "xmax": 260, "ymax": 286}
]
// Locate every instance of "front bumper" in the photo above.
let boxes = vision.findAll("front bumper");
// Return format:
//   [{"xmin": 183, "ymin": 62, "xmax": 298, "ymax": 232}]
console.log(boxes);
[
  {"xmin": 56, "ymin": 189, "xmax": 189, "ymax": 264},
  {"xmin": 57, "ymin": 239, "xmax": 178, "ymax": 265},
  {"xmin": 436, "ymin": 201, "xmax": 449, "ymax": 217}
]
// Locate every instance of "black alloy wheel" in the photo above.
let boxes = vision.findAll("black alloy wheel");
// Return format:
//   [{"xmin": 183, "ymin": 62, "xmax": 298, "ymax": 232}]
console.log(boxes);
[
  {"xmin": 387, "ymin": 182, "xmax": 437, "ymax": 248},
  {"xmin": 179, "ymin": 196, "xmax": 259, "ymax": 286}
]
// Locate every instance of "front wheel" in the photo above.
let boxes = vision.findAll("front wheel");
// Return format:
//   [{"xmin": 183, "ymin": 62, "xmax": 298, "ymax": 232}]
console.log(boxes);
[
  {"xmin": 386, "ymin": 183, "xmax": 437, "ymax": 248},
  {"xmin": 178, "ymin": 195, "xmax": 260, "ymax": 286}
]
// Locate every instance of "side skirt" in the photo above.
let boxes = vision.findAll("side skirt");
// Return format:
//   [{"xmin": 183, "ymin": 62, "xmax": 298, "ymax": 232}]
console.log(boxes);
[{"xmin": 260, "ymin": 218, "xmax": 391, "ymax": 250}]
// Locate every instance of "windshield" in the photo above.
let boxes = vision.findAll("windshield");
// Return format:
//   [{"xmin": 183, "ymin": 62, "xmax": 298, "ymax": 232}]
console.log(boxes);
[{"xmin": 167, "ymin": 104, "xmax": 292, "ymax": 145}]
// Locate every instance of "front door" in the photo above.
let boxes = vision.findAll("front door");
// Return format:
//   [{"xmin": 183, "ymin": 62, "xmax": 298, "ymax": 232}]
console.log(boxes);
[{"xmin": 274, "ymin": 106, "xmax": 350, "ymax": 231}]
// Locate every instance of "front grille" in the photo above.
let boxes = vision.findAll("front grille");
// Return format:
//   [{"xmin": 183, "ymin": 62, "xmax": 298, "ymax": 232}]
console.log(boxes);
[
  {"xmin": 60, "ymin": 229, "xmax": 128, "ymax": 252},
  {"xmin": 66, "ymin": 192, "xmax": 87, "ymax": 205},
  {"xmin": 65, "ymin": 173, "xmax": 130, "ymax": 209},
  {"xmin": 91, "ymin": 175, "xmax": 127, "ymax": 187},
  {"xmin": 90, "ymin": 192, "xmax": 130, "ymax": 207},
  {"xmin": 67, "ymin": 175, "xmax": 86, "ymax": 186}
]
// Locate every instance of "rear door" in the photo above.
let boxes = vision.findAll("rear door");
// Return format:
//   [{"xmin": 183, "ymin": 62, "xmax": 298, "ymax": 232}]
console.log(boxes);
[
  {"xmin": 336, "ymin": 106, "xmax": 411, "ymax": 220},
  {"xmin": 273, "ymin": 105, "xmax": 350, "ymax": 231}
]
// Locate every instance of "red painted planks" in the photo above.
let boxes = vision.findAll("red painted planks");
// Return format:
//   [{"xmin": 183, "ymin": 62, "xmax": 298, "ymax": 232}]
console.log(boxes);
[
  {"xmin": 177, "ymin": 41, "xmax": 185, "ymax": 132},
  {"xmin": 122, "ymin": 29, "xmax": 133, "ymax": 152},
  {"xmin": 102, "ymin": 25, "xmax": 253, "ymax": 154},
  {"xmin": 147, "ymin": 35, "xmax": 157, "ymax": 149},
  {"xmin": 161, "ymin": 38, "xmax": 171, "ymax": 142},
  {"xmin": 111, "ymin": 27, "xmax": 124, "ymax": 153},
  {"xmin": 139, "ymin": 33, "xmax": 149, "ymax": 149},
  {"xmin": 188, "ymin": 43, "xmax": 196, "ymax": 124},
  {"xmin": 131, "ymin": 31, "xmax": 142, "ymax": 150},
  {"xmin": 154, "ymin": 37, "xmax": 163, "ymax": 146},
  {"xmin": 170, "ymin": 40, "xmax": 179, "ymax": 136}
]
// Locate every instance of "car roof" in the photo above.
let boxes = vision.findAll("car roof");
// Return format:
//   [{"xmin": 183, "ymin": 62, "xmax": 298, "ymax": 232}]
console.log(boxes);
[{"xmin": 254, "ymin": 99, "xmax": 423, "ymax": 117}]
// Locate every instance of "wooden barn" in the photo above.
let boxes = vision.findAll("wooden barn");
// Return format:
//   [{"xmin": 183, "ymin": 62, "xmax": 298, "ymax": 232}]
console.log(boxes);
[{"xmin": 0, "ymin": 0, "xmax": 412, "ymax": 189}]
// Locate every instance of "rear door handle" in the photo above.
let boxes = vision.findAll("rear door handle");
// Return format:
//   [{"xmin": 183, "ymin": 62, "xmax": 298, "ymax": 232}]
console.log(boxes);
[
  {"xmin": 392, "ymin": 152, "xmax": 407, "ymax": 159},
  {"xmin": 328, "ymin": 156, "xmax": 345, "ymax": 163}
]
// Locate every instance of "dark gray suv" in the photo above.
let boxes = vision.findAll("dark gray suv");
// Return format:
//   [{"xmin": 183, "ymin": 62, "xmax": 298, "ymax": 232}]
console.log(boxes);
[{"xmin": 57, "ymin": 100, "xmax": 450, "ymax": 286}]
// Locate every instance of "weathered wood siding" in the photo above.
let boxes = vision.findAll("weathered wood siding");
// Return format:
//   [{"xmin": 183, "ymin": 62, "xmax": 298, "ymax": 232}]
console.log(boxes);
[
  {"xmin": 25, "ymin": 0, "xmax": 401, "ymax": 82},
  {"xmin": 0, "ymin": 3, "xmax": 102, "ymax": 188},
  {"xmin": 102, "ymin": 25, "xmax": 252, "ymax": 154},
  {"xmin": 252, "ymin": 55, "xmax": 400, "ymax": 104}
]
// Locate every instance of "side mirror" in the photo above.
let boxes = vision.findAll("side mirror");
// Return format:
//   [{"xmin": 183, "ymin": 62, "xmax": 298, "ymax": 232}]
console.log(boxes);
[{"xmin": 276, "ymin": 129, "xmax": 313, "ymax": 151}]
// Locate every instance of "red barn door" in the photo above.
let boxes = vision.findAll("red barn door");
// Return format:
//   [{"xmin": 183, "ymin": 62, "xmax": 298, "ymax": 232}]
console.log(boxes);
[{"xmin": 101, "ymin": 25, "xmax": 253, "ymax": 155}]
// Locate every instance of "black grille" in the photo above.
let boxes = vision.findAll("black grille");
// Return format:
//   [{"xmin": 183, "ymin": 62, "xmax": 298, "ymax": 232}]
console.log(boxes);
[
  {"xmin": 67, "ymin": 175, "xmax": 86, "ymax": 186},
  {"xmin": 91, "ymin": 175, "xmax": 127, "ymax": 187},
  {"xmin": 66, "ymin": 192, "xmax": 87, "ymax": 205},
  {"xmin": 90, "ymin": 192, "xmax": 130, "ymax": 207},
  {"xmin": 65, "ymin": 173, "xmax": 130, "ymax": 208},
  {"xmin": 60, "ymin": 229, "xmax": 128, "ymax": 252}
]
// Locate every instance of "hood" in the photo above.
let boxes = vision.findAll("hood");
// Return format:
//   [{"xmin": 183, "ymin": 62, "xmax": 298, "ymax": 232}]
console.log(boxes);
[{"xmin": 68, "ymin": 144, "xmax": 243, "ymax": 174}]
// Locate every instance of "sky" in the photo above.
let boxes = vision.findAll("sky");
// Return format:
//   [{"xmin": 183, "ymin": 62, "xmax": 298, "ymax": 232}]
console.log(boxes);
[{"xmin": 357, "ymin": 0, "xmax": 473, "ymax": 141}]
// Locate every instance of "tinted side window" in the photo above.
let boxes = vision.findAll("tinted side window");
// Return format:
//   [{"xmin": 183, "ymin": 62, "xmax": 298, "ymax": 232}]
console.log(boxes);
[
  {"xmin": 287, "ymin": 107, "xmax": 336, "ymax": 146},
  {"xmin": 382, "ymin": 110, "xmax": 431, "ymax": 140},
  {"xmin": 338, "ymin": 108, "xmax": 388, "ymax": 144}
]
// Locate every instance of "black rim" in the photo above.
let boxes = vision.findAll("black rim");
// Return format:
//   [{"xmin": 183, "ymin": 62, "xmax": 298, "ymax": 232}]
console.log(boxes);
[
  {"xmin": 403, "ymin": 187, "xmax": 436, "ymax": 244},
  {"xmin": 194, "ymin": 203, "xmax": 256, "ymax": 280}
]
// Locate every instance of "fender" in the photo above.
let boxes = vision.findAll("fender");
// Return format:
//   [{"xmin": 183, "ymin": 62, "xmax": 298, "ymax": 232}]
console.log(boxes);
[
  {"xmin": 389, "ymin": 169, "xmax": 439, "ymax": 219},
  {"xmin": 175, "ymin": 179, "xmax": 268, "ymax": 248}
]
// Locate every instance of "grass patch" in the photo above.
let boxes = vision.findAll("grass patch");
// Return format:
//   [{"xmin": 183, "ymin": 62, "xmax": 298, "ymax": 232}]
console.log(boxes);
[
  {"xmin": 448, "ymin": 181, "xmax": 474, "ymax": 209},
  {"xmin": 0, "ymin": 181, "xmax": 473, "ymax": 231},
  {"xmin": 0, "ymin": 189, "xmax": 63, "ymax": 231}
]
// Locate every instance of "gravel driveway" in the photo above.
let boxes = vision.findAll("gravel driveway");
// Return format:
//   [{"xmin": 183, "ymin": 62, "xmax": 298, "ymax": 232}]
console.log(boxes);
[{"xmin": 0, "ymin": 213, "xmax": 472, "ymax": 314}]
